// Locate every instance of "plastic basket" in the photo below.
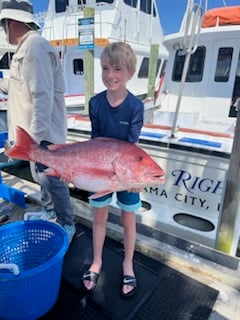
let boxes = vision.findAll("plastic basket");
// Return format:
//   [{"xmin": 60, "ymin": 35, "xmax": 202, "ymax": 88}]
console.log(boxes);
[{"xmin": 0, "ymin": 220, "xmax": 69, "ymax": 320}]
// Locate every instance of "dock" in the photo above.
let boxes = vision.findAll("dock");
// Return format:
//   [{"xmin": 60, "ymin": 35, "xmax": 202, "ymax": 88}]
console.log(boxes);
[{"xmin": 0, "ymin": 161, "xmax": 240, "ymax": 319}]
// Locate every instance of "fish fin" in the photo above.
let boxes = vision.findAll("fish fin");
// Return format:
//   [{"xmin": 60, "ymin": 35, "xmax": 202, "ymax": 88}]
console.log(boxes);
[
  {"xmin": 5, "ymin": 126, "xmax": 36, "ymax": 161},
  {"xmin": 47, "ymin": 144, "xmax": 69, "ymax": 151},
  {"xmin": 112, "ymin": 156, "xmax": 130, "ymax": 182},
  {"xmin": 88, "ymin": 190, "xmax": 113, "ymax": 199}
]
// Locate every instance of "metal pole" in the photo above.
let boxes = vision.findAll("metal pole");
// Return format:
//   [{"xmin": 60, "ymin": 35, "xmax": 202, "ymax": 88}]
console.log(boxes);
[{"xmin": 170, "ymin": 3, "xmax": 203, "ymax": 138}]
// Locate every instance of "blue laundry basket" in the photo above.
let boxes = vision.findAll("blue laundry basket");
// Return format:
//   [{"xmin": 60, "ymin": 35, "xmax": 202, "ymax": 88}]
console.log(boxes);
[{"xmin": 0, "ymin": 220, "xmax": 69, "ymax": 320}]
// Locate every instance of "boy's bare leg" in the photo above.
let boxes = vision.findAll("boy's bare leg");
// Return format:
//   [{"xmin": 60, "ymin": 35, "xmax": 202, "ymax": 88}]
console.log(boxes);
[
  {"xmin": 83, "ymin": 206, "xmax": 108, "ymax": 290},
  {"xmin": 121, "ymin": 211, "xmax": 136, "ymax": 294}
]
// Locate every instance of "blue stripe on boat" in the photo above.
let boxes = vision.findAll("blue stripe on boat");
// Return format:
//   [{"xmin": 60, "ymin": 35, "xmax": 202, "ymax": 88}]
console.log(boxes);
[
  {"xmin": 140, "ymin": 131, "xmax": 166, "ymax": 139},
  {"xmin": 179, "ymin": 137, "xmax": 222, "ymax": 148}
]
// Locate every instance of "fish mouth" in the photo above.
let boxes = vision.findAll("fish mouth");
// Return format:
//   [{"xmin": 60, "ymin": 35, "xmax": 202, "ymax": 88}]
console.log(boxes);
[
  {"xmin": 154, "ymin": 175, "xmax": 165, "ymax": 181},
  {"xmin": 147, "ymin": 172, "xmax": 165, "ymax": 183},
  {"xmin": 147, "ymin": 171, "xmax": 165, "ymax": 178},
  {"xmin": 154, "ymin": 174, "xmax": 164, "ymax": 178}
]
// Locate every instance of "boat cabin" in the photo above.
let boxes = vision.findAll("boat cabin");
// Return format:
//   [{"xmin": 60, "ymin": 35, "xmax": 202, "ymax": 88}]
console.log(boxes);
[{"xmin": 155, "ymin": 6, "xmax": 240, "ymax": 135}]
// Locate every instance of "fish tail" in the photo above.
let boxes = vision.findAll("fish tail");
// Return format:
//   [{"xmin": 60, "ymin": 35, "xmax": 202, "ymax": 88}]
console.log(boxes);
[{"xmin": 5, "ymin": 126, "xmax": 36, "ymax": 161}]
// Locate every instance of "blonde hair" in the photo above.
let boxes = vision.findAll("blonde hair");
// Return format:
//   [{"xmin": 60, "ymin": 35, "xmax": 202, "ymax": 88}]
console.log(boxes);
[{"xmin": 101, "ymin": 42, "xmax": 137, "ymax": 72}]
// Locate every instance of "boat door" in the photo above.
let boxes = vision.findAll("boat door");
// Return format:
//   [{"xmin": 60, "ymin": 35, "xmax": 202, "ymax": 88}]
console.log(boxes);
[{"xmin": 63, "ymin": 52, "xmax": 85, "ymax": 95}]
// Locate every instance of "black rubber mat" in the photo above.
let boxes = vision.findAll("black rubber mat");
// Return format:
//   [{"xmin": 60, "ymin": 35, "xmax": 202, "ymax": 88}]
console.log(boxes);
[{"xmin": 41, "ymin": 223, "xmax": 219, "ymax": 320}]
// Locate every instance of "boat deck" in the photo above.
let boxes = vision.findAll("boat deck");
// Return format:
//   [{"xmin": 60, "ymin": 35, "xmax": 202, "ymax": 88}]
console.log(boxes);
[{"xmin": 0, "ymin": 163, "xmax": 240, "ymax": 319}]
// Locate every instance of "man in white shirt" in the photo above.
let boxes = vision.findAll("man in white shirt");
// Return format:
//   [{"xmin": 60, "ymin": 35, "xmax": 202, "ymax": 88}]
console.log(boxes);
[{"xmin": 0, "ymin": 0, "xmax": 76, "ymax": 243}]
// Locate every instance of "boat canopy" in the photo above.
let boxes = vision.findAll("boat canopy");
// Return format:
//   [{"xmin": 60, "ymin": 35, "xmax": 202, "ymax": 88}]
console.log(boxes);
[{"xmin": 202, "ymin": 6, "xmax": 240, "ymax": 28}]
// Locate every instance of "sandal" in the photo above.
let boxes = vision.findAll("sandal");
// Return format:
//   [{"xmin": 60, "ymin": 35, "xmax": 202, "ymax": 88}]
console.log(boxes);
[
  {"xmin": 121, "ymin": 275, "xmax": 137, "ymax": 298},
  {"xmin": 81, "ymin": 270, "xmax": 100, "ymax": 293}
]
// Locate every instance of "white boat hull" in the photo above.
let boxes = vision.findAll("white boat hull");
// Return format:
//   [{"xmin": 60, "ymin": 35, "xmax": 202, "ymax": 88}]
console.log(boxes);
[{"xmin": 67, "ymin": 116, "xmax": 238, "ymax": 251}]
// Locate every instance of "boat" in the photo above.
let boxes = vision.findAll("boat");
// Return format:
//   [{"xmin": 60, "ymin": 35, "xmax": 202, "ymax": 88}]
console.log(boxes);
[
  {"xmin": 0, "ymin": 0, "xmax": 239, "ymax": 255},
  {"xmin": 1, "ymin": 0, "xmax": 240, "ymax": 255},
  {"xmin": 0, "ymin": 2, "xmax": 240, "ymax": 318},
  {"xmin": 148, "ymin": 0, "xmax": 240, "ymax": 253},
  {"xmin": 67, "ymin": 0, "xmax": 240, "ymax": 257},
  {"xmin": 38, "ymin": 0, "xmax": 168, "ymax": 113}
]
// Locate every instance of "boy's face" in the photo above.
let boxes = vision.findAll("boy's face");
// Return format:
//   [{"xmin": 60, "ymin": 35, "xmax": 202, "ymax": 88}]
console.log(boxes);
[{"xmin": 101, "ymin": 57, "xmax": 134, "ymax": 92}]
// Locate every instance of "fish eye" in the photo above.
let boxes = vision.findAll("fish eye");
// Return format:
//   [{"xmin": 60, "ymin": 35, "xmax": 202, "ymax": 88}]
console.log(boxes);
[{"xmin": 138, "ymin": 156, "xmax": 144, "ymax": 161}]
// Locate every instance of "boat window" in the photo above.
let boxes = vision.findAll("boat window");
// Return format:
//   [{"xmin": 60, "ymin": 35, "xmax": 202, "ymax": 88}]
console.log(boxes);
[
  {"xmin": 215, "ymin": 47, "xmax": 233, "ymax": 82},
  {"xmin": 160, "ymin": 60, "xmax": 167, "ymax": 78},
  {"xmin": 172, "ymin": 46, "xmax": 205, "ymax": 82},
  {"xmin": 124, "ymin": 0, "xmax": 138, "ymax": 8},
  {"xmin": 138, "ymin": 57, "xmax": 161, "ymax": 78},
  {"xmin": 73, "ymin": 59, "xmax": 84, "ymax": 75},
  {"xmin": 56, "ymin": 0, "xmax": 113, "ymax": 12},
  {"xmin": 55, "ymin": 0, "xmax": 69, "ymax": 13},
  {"xmin": 124, "ymin": 0, "xmax": 156, "ymax": 15},
  {"xmin": 96, "ymin": 0, "xmax": 114, "ymax": 3},
  {"xmin": 0, "ymin": 52, "xmax": 14, "ymax": 69},
  {"xmin": 140, "ymin": 0, "xmax": 156, "ymax": 16}
]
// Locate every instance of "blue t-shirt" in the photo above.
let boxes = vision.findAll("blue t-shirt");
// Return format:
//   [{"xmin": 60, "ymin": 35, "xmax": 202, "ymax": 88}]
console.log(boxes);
[{"xmin": 89, "ymin": 90, "xmax": 144, "ymax": 143}]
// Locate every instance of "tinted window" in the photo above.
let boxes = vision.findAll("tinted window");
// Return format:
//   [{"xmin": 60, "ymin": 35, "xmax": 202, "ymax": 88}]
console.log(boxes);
[
  {"xmin": 73, "ymin": 59, "xmax": 84, "ymax": 75},
  {"xmin": 138, "ymin": 57, "xmax": 161, "ymax": 78},
  {"xmin": 140, "ymin": 0, "xmax": 151, "ymax": 14},
  {"xmin": 138, "ymin": 57, "xmax": 149, "ymax": 78},
  {"xmin": 55, "ymin": 0, "xmax": 69, "ymax": 13},
  {"xmin": 124, "ymin": 0, "xmax": 138, "ymax": 8},
  {"xmin": 96, "ymin": 0, "xmax": 114, "ymax": 3},
  {"xmin": 215, "ymin": 47, "xmax": 233, "ymax": 82},
  {"xmin": 172, "ymin": 46, "xmax": 205, "ymax": 82},
  {"xmin": 160, "ymin": 59, "xmax": 167, "ymax": 78},
  {"xmin": 140, "ymin": 0, "xmax": 156, "ymax": 16},
  {"xmin": 155, "ymin": 59, "xmax": 161, "ymax": 76},
  {"xmin": 0, "ymin": 52, "xmax": 14, "ymax": 69},
  {"xmin": 56, "ymin": 0, "xmax": 114, "ymax": 12}
]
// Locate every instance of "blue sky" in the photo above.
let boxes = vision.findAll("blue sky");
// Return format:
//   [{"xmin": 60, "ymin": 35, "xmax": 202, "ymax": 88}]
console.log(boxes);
[
  {"xmin": 158, "ymin": 0, "xmax": 240, "ymax": 34},
  {"xmin": 32, "ymin": 0, "xmax": 240, "ymax": 35}
]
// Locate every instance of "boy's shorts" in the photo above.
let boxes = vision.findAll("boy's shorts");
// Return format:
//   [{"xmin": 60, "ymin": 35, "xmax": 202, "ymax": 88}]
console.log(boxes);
[{"xmin": 89, "ymin": 190, "xmax": 141, "ymax": 212}]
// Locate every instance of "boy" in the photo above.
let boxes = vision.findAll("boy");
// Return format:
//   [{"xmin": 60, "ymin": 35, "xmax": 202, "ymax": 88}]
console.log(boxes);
[{"xmin": 82, "ymin": 42, "xmax": 144, "ymax": 298}]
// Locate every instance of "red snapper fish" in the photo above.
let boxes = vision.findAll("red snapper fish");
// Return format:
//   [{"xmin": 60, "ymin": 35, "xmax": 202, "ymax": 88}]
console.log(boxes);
[{"xmin": 5, "ymin": 126, "xmax": 165, "ymax": 199}]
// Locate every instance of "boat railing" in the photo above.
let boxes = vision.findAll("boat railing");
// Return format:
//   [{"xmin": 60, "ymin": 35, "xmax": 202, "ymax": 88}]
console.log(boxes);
[
  {"xmin": 37, "ymin": 3, "xmax": 156, "ymax": 47},
  {"xmin": 170, "ymin": 2, "xmax": 203, "ymax": 138},
  {"xmin": 38, "ymin": 4, "xmax": 123, "ymax": 44}
]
